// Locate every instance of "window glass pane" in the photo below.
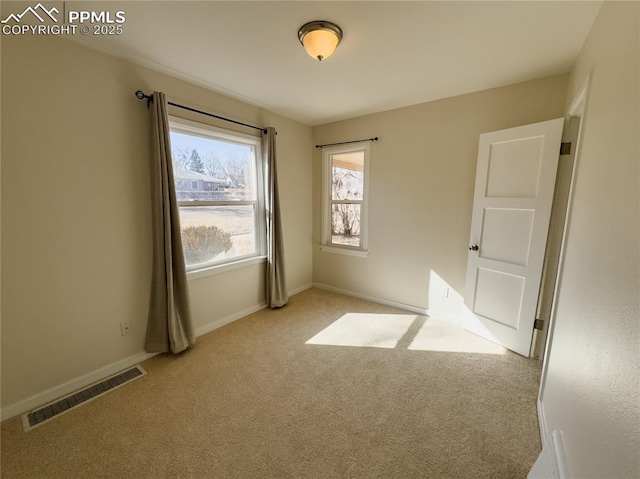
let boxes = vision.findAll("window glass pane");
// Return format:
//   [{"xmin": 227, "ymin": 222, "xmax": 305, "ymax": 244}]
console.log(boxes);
[
  {"xmin": 170, "ymin": 131, "xmax": 256, "ymax": 201},
  {"xmin": 331, "ymin": 203, "xmax": 361, "ymax": 247},
  {"xmin": 180, "ymin": 205, "xmax": 256, "ymax": 267},
  {"xmin": 331, "ymin": 151, "xmax": 364, "ymax": 201}
]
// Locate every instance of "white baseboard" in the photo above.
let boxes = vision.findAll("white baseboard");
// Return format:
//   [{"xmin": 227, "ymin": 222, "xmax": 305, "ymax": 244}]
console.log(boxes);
[
  {"xmin": 3, "ymin": 304, "xmax": 258, "ymax": 421},
  {"xmin": 2, "ymin": 282, "xmax": 314, "ymax": 422},
  {"xmin": 537, "ymin": 398, "xmax": 550, "ymax": 446},
  {"xmin": 195, "ymin": 282, "xmax": 314, "ymax": 337},
  {"xmin": 289, "ymin": 283, "xmax": 314, "ymax": 296},
  {"xmin": 0, "ymin": 350, "xmax": 157, "ymax": 422},
  {"xmin": 312, "ymin": 283, "xmax": 477, "ymax": 335},
  {"xmin": 194, "ymin": 302, "xmax": 267, "ymax": 337},
  {"xmin": 0, "ymin": 283, "xmax": 313, "ymax": 421},
  {"xmin": 195, "ymin": 282, "xmax": 313, "ymax": 338},
  {"xmin": 313, "ymin": 283, "xmax": 428, "ymax": 316},
  {"xmin": 527, "ymin": 426, "xmax": 568, "ymax": 479},
  {"xmin": 551, "ymin": 430, "xmax": 568, "ymax": 479},
  {"xmin": 425, "ymin": 309, "xmax": 463, "ymax": 324}
]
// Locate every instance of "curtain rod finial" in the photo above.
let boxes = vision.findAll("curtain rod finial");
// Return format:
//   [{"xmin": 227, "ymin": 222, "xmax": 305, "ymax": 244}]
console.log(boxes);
[{"xmin": 135, "ymin": 90, "xmax": 153, "ymax": 108}]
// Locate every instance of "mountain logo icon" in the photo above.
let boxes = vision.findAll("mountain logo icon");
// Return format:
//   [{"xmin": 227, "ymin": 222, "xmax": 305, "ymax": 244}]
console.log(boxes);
[{"xmin": 1, "ymin": 3, "xmax": 59, "ymax": 24}]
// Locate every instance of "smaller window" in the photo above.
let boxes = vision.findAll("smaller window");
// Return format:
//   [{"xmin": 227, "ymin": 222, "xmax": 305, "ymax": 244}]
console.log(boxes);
[
  {"xmin": 322, "ymin": 143, "xmax": 370, "ymax": 255},
  {"xmin": 191, "ymin": 181, "xmax": 198, "ymax": 190}
]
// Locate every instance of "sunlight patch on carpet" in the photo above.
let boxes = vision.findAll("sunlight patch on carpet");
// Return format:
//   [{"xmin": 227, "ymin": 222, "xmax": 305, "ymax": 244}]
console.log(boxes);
[
  {"xmin": 306, "ymin": 313, "xmax": 506, "ymax": 354},
  {"xmin": 306, "ymin": 313, "xmax": 418, "ymax": 348},
  {"xmin": 408, "ymin": 317, "xmax": 507, "ymax": 355}
]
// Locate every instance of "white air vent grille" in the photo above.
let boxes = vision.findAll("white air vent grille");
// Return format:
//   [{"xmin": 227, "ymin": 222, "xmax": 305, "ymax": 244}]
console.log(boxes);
[{"xmin": 21, "ymin": 365, "xmax": 146, "ymax": 431}]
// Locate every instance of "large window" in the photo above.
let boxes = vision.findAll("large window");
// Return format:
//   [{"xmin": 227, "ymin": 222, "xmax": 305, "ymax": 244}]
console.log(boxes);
[
  {"xmin": 169, "ymin": 117, "xmax": 265, "ymax": 272},
  {"xmin": 322, "ymin": 143, "xmax": 370, "ymax": 256}
]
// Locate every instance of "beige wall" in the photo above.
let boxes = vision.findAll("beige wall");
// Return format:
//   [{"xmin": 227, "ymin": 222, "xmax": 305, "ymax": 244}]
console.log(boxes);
[
  {"xmin": 312, "ymin": 75, "xmax": 568, "ymax": 314},
  {"xmin": 539, "ymin": 2, "xmax": 639, "ymax": 477},
  {"xmin": 1, "ymin": 34, "xmax": 313, "ymax": 411}
]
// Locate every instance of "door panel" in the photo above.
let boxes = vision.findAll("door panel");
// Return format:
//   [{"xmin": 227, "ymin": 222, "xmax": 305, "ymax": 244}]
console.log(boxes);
[
  {"xmin": 480, "ymin": 208, "xmax": 535, "ymax": 266},
  {"xmin": 463, "ymin": 118, "xmax": 563, "ymax": 356},
  {"xmin": 485, "ymin": 136, "xmax": 545, "ymax": 198},
  {"xmin": 473, "ymin": 268, "xmax": 525, "ymax": 330}
]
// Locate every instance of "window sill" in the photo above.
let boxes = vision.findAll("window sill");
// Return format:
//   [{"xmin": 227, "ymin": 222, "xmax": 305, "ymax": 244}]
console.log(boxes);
[
  {"xmin": 187, "ymin": 255, "xmax": 267, "ymax": 281},
  {"xmin": 320, "ymin": 245, "xmax": 368, "ymax": 258}
]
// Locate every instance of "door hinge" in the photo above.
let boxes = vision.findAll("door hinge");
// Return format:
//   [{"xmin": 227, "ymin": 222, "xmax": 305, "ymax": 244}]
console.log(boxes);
[
  {"xmin": 560, "ymin": 142, "xmax": 572, "ymax": 155},
  {"xmin": 534, "ymin": 319, "xmax": 544, "ymax": 331}
]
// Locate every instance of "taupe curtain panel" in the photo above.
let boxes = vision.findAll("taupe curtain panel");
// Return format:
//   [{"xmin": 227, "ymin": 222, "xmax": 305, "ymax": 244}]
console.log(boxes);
[
  {"xmin": 263, "ymin": 127, "xmax": 288, "ymax": 308},
  {"xmin": 146, "ymin": 91, "xmax": 196, "ymax": 354}
]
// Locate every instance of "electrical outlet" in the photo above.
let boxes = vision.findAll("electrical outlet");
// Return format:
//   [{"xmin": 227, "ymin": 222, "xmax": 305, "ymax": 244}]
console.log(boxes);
[
  {"xmin": 441, "ymin": 287, "xmax": 450, "ymax": 298},
  {"xmin": 120, "ymin": 321, "xmax": 132, "ymax": 336}
]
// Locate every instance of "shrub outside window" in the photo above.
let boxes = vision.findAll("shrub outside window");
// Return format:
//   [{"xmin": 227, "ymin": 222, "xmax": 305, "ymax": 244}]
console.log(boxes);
[
  {"xmin": 322, "ymin": 143, "xmax": 370, "ymax": 255},
  {"xmin": 169, "ymin": 117, "xmax": 265, "ymax": 272}
]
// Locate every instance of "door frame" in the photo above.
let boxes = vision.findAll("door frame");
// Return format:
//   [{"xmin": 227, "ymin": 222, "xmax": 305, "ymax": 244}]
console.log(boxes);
[
  {"xmin": 531, "ymin": 116, "xmax": 581, "ymax": 358},
  {"xmin": 537, "ymin": 74, "xmax": 592, "ymax": 445}
]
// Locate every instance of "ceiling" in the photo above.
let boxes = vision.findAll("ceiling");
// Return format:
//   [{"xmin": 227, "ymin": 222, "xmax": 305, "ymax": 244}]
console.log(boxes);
[{"xmin": 65, "ymin": 1, "xmax": 601, "ymax": 126}]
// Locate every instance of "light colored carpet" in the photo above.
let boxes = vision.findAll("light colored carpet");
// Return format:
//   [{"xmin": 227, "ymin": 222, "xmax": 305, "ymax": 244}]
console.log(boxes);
[{"xmin": 1, "ymin": 288, "xmax": 542, "ymax": 478}]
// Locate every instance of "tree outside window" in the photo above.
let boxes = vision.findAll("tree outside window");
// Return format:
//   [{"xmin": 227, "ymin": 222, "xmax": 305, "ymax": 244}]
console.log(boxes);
[{"xmin": 322, "ymin": 144, "xmax": 370, "ymax": 254}]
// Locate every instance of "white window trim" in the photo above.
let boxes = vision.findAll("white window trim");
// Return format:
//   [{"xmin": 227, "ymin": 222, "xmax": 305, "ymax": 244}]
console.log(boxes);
[
  {"xmin": 187, "ymin": 255, "xmax": 267, "ymax": 280},
  {"xmin": 320, "ymin": 245, "xmax": 368, "ymax": 258},
  {"xmin": 321, "ymin": 142, "xmax": 370, "ymax": 257},
  {"xmin": 169, "ymin": 116, "xmax": 266, "ymax": 277}
]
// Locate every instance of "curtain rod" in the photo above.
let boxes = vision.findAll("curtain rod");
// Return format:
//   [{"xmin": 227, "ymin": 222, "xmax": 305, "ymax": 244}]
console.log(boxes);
[
  {"xmin": 135, "ymin": 91, "xmax": 268, "ymax": 134},
  {"xmin": 315, "ymin": 137, "xmax": 379, "ymax": 149}
]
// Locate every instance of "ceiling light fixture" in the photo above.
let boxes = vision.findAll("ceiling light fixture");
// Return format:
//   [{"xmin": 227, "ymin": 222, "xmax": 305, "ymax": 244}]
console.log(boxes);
[{"xmin": 298, "ymin": 21, "xmax": 343, "ymax": 62}]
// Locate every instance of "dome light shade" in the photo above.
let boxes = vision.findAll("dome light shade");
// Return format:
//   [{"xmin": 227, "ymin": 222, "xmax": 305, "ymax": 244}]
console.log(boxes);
[{"xmin": 298, "ymin": 21, "xmax": 343, "ymax": 61}]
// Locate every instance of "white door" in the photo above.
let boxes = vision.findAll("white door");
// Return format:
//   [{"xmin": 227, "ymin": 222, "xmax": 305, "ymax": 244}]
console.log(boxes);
[{"xmin": 463, "ymin": 118, "xmax": 564, "ymax": 356}]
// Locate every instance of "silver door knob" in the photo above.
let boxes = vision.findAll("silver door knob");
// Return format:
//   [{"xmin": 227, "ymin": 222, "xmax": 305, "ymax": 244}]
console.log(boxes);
[{"xmin": 469, "ymin": 244, "xmax": 479, "ymax": 251}]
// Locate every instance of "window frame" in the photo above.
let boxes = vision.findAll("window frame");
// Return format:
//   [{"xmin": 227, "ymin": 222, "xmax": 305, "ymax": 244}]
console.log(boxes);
[
  {"xmin": 321, "ymin": 142, "xmax": 370, "ymax": 257},
  {"xmin": 169, "ymin": 116, "xmax": 267, "ymax": 276}
]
